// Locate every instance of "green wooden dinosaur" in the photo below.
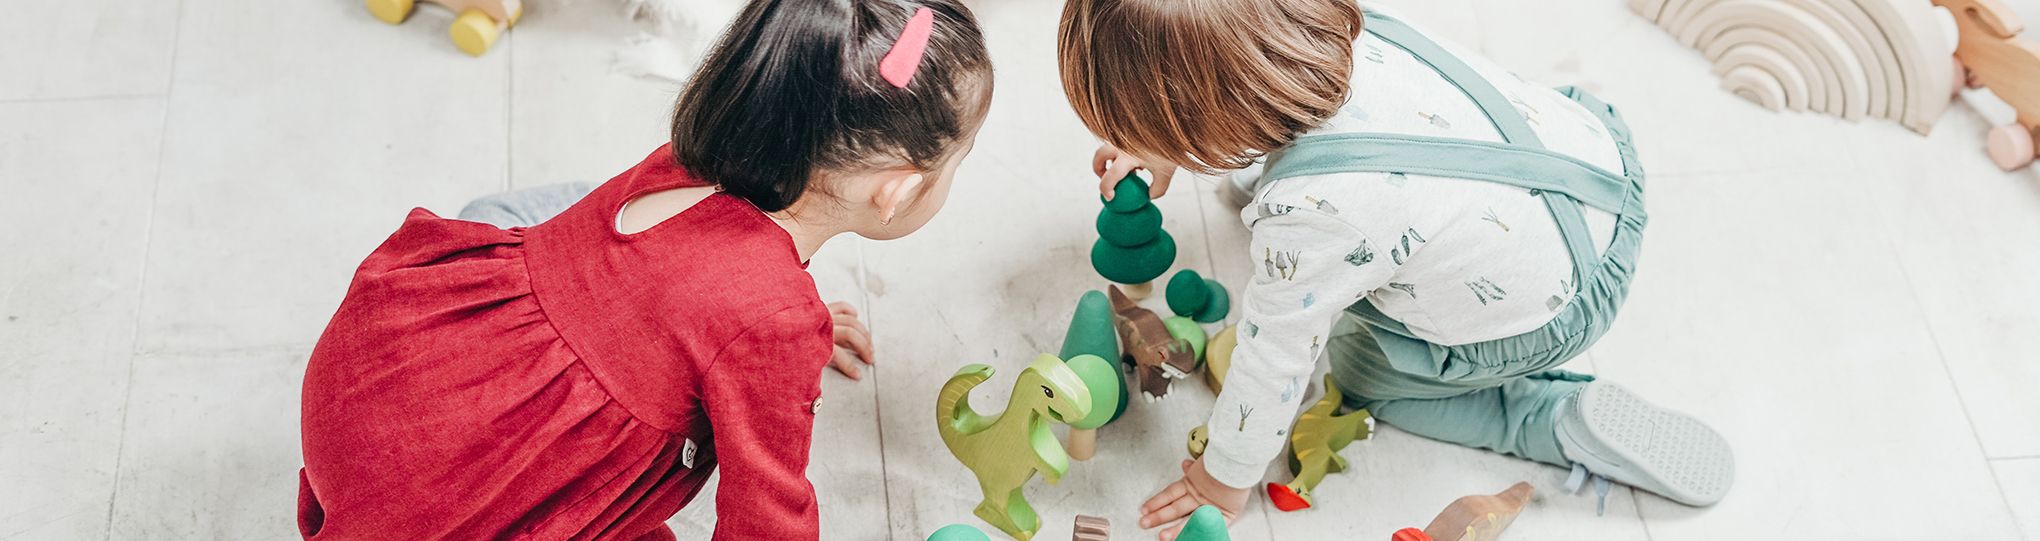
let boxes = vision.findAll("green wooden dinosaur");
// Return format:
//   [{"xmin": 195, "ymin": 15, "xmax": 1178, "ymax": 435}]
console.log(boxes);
[
  {"xmin": 1266, "ymin": 375, "xmax": 1374, "ymax": 512},
  {"xmin": 938, "ymin": 354, "xmax": 1093, "ymax": 540}
]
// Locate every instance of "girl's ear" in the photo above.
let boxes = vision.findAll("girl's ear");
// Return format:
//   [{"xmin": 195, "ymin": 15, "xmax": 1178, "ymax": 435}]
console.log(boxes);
[{"xmin": 873, "ymin": 171, "xmax": 926, "ymax": 224}]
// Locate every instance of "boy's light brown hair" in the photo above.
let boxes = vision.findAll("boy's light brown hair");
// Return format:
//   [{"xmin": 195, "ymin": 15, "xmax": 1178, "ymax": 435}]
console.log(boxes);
[{"xmin": 1058, "ymin": 0, "xmax": 1364, "ymax": 173}]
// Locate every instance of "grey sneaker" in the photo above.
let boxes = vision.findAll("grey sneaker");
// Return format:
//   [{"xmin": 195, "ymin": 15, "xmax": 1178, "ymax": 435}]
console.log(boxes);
[{"xmin": 1556, "ymin": 383, "xmax": 1735, "ymax": 512}]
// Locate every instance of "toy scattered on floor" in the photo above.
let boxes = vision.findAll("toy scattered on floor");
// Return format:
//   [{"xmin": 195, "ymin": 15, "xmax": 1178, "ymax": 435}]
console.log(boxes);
[
  {"xmin": 1173, "ymin": 505, "xmax": 1231, "ymax": 541},
  {"xmin": 365, "ymin": 0, "xmax": 524, "ymax": 56},
  {"xmin": 1093, "ymin": 175, "xmax": 1176, "ymax": 299},
  {"xmin": 1108, "ymin": 285, "xmax": 1197, "ymax": 401},
  {"xmin": 1072, "ymin": 515, "xmax": 1111, "ymax": 541},
  {"xmin": 930, "ymin": 524, "xmax": 994, "ymax": 541},
  {"xmin": 1062, "ymin": 354, "xmax": 1123, "ymax": 461},
  {"xmin": 1934, "ymin": 0, "xmax": 2040, "ymax": 169},
  {"xmin": 1204, "ymin": 326, "xmax": 1239, "ymax": 393},
  {"xmin": 1164, "ymin": 271, "xmax": 1231, "ymax": 324},
  {"xmin": 1389, "ymin": 482, "xmax": 1535, "ymax": 541},
  {"xmin": 1161, "ymin": 316, "xmax": 1208, "ymax": 366},
  {"xmin": 1629, "ymin": 0, "xmax": 1956, "ymax": 132},
  {"xmin": 938, "ymin": 355, "xmax": 1094, "ymax": 540},
  {"xmin": 1060, "ymin": 290, "xmax": 1128, "ymax": 461},
  {"xmin": 1268, "ymin": 376, "xmax": 1375, "ymax": 512}
]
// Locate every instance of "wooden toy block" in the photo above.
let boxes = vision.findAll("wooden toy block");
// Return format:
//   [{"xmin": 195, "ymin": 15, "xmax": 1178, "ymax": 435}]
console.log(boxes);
[
  {"xmin": 1072, "ymin": 515, "xmax": 1110, "ymax": 541},
  {"xmin": 1108, "ymin": 285, "xmax": 1197, "ymax": 401},
  {"xmin": 1093, "ymin": 175, "xmax": 1176, "ymax": 293},
  {"xmin": 1267, "ymin": 376, "xmax": 1375, "ymax": 512},
  {"xmin": 931, "ymin": 524, "xmax": 994, "ymax": 541},
  {"xmin": 1173, "ymin": 505, "xmax": 1231, "ymax": 541},
  {"xmin": 938, "ymin": 355, "xmax": 1094, "ymax": 540},
  {"xmin": 1934, "ymin": 0, "xmax": 2040, "ymax": 169},
  {"xmin": 1390, "ymin": 482, "xmax": 1535, "ymax": 541},
  {"xmin": 365, "ymin": 0, "xmax": 524, "ymax": 56}
]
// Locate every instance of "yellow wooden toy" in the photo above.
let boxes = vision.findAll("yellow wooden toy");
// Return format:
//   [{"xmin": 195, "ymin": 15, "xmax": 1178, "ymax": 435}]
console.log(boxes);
[
  {"xmin": 938, "ymin": 355, "xmax": 1093, "ymax": 540},
  {"xmin": 366, "ymin": 0, "xmax": 524, "ymax": 56}
]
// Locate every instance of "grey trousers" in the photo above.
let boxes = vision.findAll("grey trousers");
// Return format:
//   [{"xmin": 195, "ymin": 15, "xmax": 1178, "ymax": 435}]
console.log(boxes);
[{"xmin": 456, "ymin": 182, "xmax": 596, "ymax": 229}]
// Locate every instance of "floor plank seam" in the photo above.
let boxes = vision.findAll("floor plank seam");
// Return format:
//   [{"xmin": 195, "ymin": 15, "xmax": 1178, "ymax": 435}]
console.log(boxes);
[
  {"xmin": 104, "ymin": 1, "xmax": 188, "ymax": 537},
  {"xmin": 0, "ymin": 93, "xmax": 166, "ymax": 105}
]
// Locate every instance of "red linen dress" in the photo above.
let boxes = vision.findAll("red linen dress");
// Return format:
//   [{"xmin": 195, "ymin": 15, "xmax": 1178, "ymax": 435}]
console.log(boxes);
[{"xmin": 298, "ymin": 145, "xmax": 832, "ymax": 541}]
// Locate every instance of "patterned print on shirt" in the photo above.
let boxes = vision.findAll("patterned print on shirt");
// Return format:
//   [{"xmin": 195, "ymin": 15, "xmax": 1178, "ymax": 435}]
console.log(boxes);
[
  {"xmin": 1258, "ymin": 202, "xmax": 1297, "ymax": 220},
  {"xmin": 1482, "ymin": 207, "xmax": 1511, "ymax": 232},
  {"xmin": 1386, "ymin": 172, "xmax": 1409, "ymax": 187},
  {"xmin": 1237, "ymin": 404, "xmax": 1256, "ymax": 431},
  {"xmin": 1345, "ymin": 239, "xmax": 1375, "ymax": 266},
  {"xmin": 1347, "ymin": 106, "xmax": 1371, "ymax": 123},
  {"xmin": 1364, "ymin": 42, "xmax": 1386, "ymax": 64},
  {"xmin": 1510, "ymin": 96, "xmax": 1542, "ymax": 127},
  {"xmin": 1390, "ymin": 228, "xmax": 1428, "ymax": 265},
  {"xmin": 1304, "ymin": 195, "xmax": 1340, "ymax": 214},
  {"xmin": 1308, "ymin": 336, "xmax": 1322, "ymax": 360},
  {"xmin": 1280, "ymin": 377, "xmax": 1301, "ymax": 402},
  {"xmin": 1466, "ymin": 277, "xmax": 1509, "ymax": 306},
  {"xmin": 1302, "ymin": 292, "xmax": 1317, "ymax": 309},
  {"xmin": 1389, "ymin": 282, "xmax": 1418, "ymax": 298},
  {"xmin": 1546, "ymin": 279, "xmax": 1575, "ymax": 311},
  {"xmin": 1418, "ymin": 111, "xmax": 1451, "ymax": 129},
  {"xmin": 1265, "ymin": 248, "xmax": 1301, "ymax": 280},
  {"xmin": 1245, "ymin": 320, "xmax": 1260, "ymax": 338}
]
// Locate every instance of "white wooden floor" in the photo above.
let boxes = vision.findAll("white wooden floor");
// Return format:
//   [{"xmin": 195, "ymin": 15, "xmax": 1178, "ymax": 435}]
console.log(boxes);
[{"xmin": 4, "ymin": 1, "xmax": 2039, "ymax": 539}]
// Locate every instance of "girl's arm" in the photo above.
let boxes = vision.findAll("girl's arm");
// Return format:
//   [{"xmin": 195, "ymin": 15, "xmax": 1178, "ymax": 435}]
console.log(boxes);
[
  {"xmin": 701, "ymin": 303, "xmax": 833, "ymax": 541},
  {"xmin": 1200, "ymin": 205, "xmax": 1396, "ymax": 489}
]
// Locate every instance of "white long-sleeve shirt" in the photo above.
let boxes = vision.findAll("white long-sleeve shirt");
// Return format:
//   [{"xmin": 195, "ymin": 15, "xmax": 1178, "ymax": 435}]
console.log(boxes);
[{"xmin": 1199, "ymin": 6, "xmax": 1628, "ymax": 488}]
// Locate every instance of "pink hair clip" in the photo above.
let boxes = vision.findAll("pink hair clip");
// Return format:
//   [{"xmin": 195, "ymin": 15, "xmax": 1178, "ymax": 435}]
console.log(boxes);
[{"xmin": 879, "ymin": 7, "xmax": 936, "ymax": 88}]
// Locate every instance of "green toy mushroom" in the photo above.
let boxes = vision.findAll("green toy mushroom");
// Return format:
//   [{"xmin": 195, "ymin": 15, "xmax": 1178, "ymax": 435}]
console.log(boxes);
[
  {"xmin": 926, "ymin": 524, "xmax": 991, "ymax": 541},
  {"xmin": 1093, "ymin": 175, "xmax": 1175, "ymax": 299},
  {"xmin": 1163, "ymin": 270, "xmax": 1231, "ymax": 324}
]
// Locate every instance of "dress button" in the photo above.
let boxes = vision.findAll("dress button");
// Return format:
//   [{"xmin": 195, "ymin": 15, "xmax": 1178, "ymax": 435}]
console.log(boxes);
[{"xmin": 810, "ymin": 396, "xmax": 823, "ymax": 414}]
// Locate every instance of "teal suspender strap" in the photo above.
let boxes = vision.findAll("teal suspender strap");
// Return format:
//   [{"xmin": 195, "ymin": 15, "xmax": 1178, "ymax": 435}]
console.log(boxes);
[
  {"xmin": 1264, "ymin": 11, "xmax": 1628, "ymax": 285},
  {"xmin": 1362, "ymin": 13, "xmax": 1541, "ymax": 146}
]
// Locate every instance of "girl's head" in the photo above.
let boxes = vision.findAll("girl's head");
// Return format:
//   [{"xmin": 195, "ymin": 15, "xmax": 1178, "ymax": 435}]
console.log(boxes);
[
  {"xmin": 1058, "ymin": 0, "xmax": 1362, "ymax": 174},
  {"xmin": 672, "ymin": 0, "xmax": 993, "ymax": 240}
]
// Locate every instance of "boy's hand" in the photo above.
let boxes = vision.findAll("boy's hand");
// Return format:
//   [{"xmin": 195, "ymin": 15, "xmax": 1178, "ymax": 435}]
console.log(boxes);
[
  {"xmin": 1139, "ymin": 458, "xmax": 1249, "ymax": 540},
  {"xmin": 1094, "ymin": 144, "xmax": 1177, "ymax": 201},
  {"xmin": 827, "ymin": 301, "xmax": 874, "ymax": 380}
]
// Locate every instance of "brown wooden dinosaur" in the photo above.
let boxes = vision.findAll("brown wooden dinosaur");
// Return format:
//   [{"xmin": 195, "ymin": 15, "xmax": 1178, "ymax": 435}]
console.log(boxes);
[{"xmin": 1108, "ymin": 285, "xmax": 1196, "ymax": 401}]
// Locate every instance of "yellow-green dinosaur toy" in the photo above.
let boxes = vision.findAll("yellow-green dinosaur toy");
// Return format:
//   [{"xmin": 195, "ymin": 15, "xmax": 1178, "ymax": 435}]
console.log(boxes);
[
  {"xmin": 937, "ymin": 354, "xmax": 1093, "ymax": 540},
  {"xmin": 1267, "ymin": 376, "xmax": 1374, "ymax": 512}
]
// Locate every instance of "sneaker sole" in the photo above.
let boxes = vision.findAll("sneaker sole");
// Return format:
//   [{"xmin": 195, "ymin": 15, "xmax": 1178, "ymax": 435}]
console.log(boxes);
[{"xmin": 1563, "ymin": 383, "xmax": 1735, "ymax": 506}]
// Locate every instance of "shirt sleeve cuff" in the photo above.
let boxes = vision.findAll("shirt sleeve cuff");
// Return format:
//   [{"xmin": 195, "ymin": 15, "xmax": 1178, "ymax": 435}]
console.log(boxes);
[{"xmin": 1202, "ymin": 447, "xmax": 1271, "ymax": 489}]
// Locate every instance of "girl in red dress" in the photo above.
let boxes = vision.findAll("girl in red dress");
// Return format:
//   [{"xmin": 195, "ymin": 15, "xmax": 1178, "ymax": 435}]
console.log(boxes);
[{"xmin": 296, "ymin": 1, "xmax": 992, "ymax": 539}]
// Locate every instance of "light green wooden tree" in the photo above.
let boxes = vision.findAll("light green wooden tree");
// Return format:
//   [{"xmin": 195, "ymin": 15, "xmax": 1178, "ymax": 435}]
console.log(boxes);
[{"xmin": 937, "ymin": 354, "xmax": 1093, "ymax": 540}]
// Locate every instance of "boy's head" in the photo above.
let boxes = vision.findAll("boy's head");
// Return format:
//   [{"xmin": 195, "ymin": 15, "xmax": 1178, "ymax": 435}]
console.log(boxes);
[
  {"xmin": 673, "ymin": 0, "xmax": 992, "ymax": 237},
  {"xmin": 1058, "ymin": 0, "xmax": 1363, "ymax": 173}
]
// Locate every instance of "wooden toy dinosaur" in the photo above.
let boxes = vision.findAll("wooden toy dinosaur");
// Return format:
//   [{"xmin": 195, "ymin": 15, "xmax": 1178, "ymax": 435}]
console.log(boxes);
[
  {"xmin": 1107, "ymin": 285, "xmax": 1197, "ymax": 401},
  {"xmin": 1934, "ymin": 0, "xmax": 2040, "ymax": 169},
  {"xmin": 938, "ymin": 355, "xmax": 1094, "ymax": 541},
  {"xmin": 1267, "ymin": 376, "xmax": 1375, "ymax": 512},
  {"xmin": 1390, "ymin": 482, "xmax": 1535, "ymax": 541},
  {"xmin": 364, "ymin": 0, "xmax": 523, "ymax": 56}
]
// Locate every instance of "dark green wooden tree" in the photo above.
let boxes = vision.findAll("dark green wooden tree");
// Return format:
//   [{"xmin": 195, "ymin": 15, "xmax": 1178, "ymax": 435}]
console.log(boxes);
[{"xmin": 1092, "ymin": 175, "xmax": 1175, "ymax": 294}]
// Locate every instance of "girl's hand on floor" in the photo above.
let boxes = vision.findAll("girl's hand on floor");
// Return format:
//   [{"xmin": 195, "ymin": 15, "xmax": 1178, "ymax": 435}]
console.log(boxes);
[
  {"xmin": 1139, "ymin": 458, "xmax": 1249, "ymax": 540},
  {"xmin": 827, "ymin": 302, "xmax": 874, "ymax": 380},
  {"xmin": 1093, "ymin": 144, "xmax": 1177, "ymax": 201}
]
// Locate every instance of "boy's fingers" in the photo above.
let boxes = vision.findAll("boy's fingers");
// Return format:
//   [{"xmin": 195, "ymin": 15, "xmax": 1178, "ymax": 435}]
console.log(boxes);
[
  {"xmin": 1149, "ymin": 167, "xmax": 1176, "ymax": 198},
  {"xmin": 1141, "ymin": 481, "xmax": 1188, "ymax": 514},
  {"xmin": 1092, "ymin": 146, "xmax": 1117, "ymax": 177},
  {"xmin": 1180, "ymin": 459, "xmax": 1194, "ymax": 473},
  {"xmin": 1143, "ymin": 497, "xmax": 1201, "ymax": 529},
  {"xmin": 1159, "ymin": 522, "xmax": 1184, "ymax": 541}
]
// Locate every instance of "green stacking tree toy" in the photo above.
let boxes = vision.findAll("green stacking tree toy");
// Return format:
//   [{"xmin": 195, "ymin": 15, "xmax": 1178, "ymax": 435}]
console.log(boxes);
[
  {"xmin": 1164, "ymin": 270, "xmax": 1231, "ymax": 324},
  {"xmin": 1174, "ymin": 505, "xmax": 1232, "ymax": 541},
  {"xmin": 1059, "ymin": 290, "xmax": 1129, "ymax": 426},
  {"xmin": 937, "ymin": 355, "xmax": 1093, "ymax": 541},
  {"xmin": 1093, "ymin": 175, "xmax": 1175, "ymax": 299}
]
